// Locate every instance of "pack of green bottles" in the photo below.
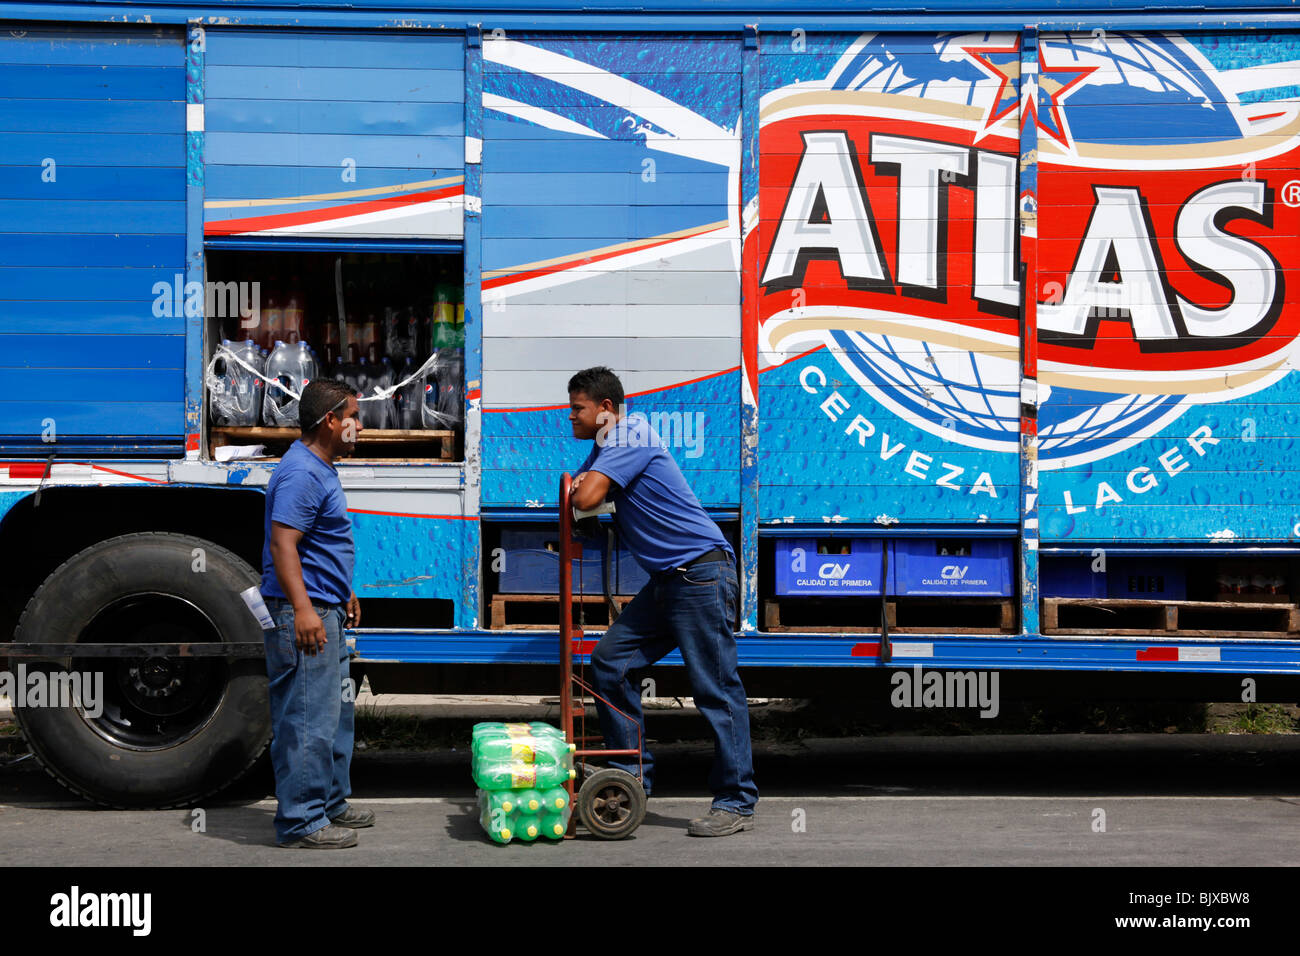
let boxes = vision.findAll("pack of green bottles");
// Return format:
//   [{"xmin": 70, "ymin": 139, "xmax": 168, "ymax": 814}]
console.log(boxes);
[{"xmin": 472, "ymin": 722, "xmax": 576, "ymax": 844}]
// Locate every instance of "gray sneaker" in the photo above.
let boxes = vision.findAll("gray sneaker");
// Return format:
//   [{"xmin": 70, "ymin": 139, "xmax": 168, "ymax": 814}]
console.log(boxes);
[
  {"xmin": 686, "ymin": 808, "xmax": 754, "ymax": 837},
  {"xmin": 278, "ymin": 824, "xmax": 358, "ymax": 849}
]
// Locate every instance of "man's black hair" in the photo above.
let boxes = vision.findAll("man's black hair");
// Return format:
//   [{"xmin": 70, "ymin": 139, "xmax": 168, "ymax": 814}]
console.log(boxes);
[
  {"xmin": 299, "ymin": 378, "xmax": 356, "ymax": 434},
  {"xmin": 568, "ymin": 366, "xmax": 625, "ymax": 408}
]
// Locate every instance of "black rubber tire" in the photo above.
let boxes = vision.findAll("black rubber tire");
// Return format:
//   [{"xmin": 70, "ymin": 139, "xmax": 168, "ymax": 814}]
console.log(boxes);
[
  {"xmin": 576, "ymin": 768, "xmax": 646, "ymax": 839},
  {"xmin": 12, "ymin": 532, "xmax": 271, "ymax": 808}
]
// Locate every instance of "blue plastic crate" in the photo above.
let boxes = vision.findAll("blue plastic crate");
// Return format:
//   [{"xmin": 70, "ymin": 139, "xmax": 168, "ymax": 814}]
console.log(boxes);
[
  {"xmin": 774, "ymin": 538, "xmax": 884, "ymax": 596},
  {"xmin": 888, "ymin": 538, "xmax": 1014, "ymax": 596},
  {"xmin": 1041, "ymin": 558, "xmax": 1107, "ymax": 598},
  {"xmin": 1106, "ymin": 559, "xmax": 1186, "ymax": 600},
  {"xmin": 498, "ymin": 528, "xmax": 607, "ymax": 594}
]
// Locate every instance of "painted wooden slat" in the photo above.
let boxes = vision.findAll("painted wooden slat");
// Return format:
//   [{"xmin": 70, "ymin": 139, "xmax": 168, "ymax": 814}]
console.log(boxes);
[
  {"xmin": 0, "ymin": 267, "xmax": 189, "ymax": 301},
  {"xmin": 0, "ymin": 27, "xmax": 179, "ymax": 67},
  {"xmin": 205, "ymin": 165, "xmax": 460, "ymax": 198},
  {"xmin": 206, "ymin": 99, "xmax": 464, "ymax": 137},
  {"xmin": 204, "ymin": 132, "xmax": 463, "ymax": 169},
  {"xmin": 0, "ymin": 402, "xmax": 184, "ymax": 435},
  {"xmin": 483, "ymin": 204, "xmax": 726, "ymax": 238},
  {"xmin": 205, "ymin": 66, "xmax": 465, "ymax": 103},
  {"xmin": 0, "ymin": 368, "xmax": 182, "ymax": 402},
  {"xmin": 206, "ymin": 31, "xmax": 463, "ymax": 70},
  {"xmin": 0, "ymin": 334, "xmax": 183, "ymax": 368},
  {"xmin": 0, "ymin": 133, "xmax": 184, "ymax": 168},
  {"xmin": 483, "ymin": 303, "xmax": 738, "ymax": 337},
  {"xmin": 0, "ymin": 199, "xmax": 185, "ymax": 234},
  {"xmin": 483, "ymin": 170, "xmax": 727, "ymax": 205},
  {"xmin": 0, "ymin": 99, "xmax": 185, "ymax": 134},
  {"xmin": 0, "ymin": 302, "xmax": 185, "ymax": 335},
  {"xmin": 0, "ymin": 234, "xmax": 186, "ymax": 267},
  {"xmin": 0, "ymin": 166, "xmax": 187, "ymax": 201},
  {"xmin": 0, "ymin": 64, "xmax": 182, "ymax": 100}
]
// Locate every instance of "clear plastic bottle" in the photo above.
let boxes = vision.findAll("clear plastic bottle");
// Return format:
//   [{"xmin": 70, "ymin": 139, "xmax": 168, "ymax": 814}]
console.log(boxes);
[
  {"xmin": 210, "ymin": 339, "xmax": 265, "ymax": 427},
  {"xmin": 263, "ymin": 340, "xmax": 318, "ymax": 426},
  {"xmin": 434, "ymin": 347, "xmax": 464, "ymax": 428},
  {"xmin": 394, "ymin": 356, "xmax": 424, "ymax": 430}
]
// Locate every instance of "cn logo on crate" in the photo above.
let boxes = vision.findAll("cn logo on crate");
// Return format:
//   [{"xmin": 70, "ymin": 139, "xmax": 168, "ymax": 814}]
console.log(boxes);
[
  {"xmin": 889, "ymin": 539, "xmax": 1014, "ymax": 596},
  {"xmin": 776, "ymin": 539, "xmax": 884, "ymax": 595}
]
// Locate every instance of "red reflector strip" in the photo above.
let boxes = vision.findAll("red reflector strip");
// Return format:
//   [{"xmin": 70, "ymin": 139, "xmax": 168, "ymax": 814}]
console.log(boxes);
[
  {"xmin": 572, "ymin": 640, "xmax": 597, "ymax": 656},
  {"xmin": 850, "ymin": 642, "xmax": 881, "ymax": 658},
  {"xmin": 6, "ymin": 464, "xmax": 48, "ymax": 479},
  {"xmin": 1136, "ymin": 647, "xmax": 1179, "ymax": 662}
]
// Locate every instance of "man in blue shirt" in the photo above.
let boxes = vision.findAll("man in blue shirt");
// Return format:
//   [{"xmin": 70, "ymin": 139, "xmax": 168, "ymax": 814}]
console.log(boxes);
[
  {"xmin": 260, "ymin": 378, "xmax": 373, "ymax": 848},
  {"xmin": 568, "ymin": 366, "xmax": 758, "ymax": 836}
]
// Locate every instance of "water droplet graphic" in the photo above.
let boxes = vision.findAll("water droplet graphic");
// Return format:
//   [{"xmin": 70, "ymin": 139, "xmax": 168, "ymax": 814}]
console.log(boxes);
[{"xmin": 1043, "ymin": 511, "xmax": 1075, "ymax": 538}]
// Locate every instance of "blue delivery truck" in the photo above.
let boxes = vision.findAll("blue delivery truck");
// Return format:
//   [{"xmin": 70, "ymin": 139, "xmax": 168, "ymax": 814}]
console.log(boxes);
[{"xmin": 1, "ymin": 0, "xmax": 1299, "ymax": 807}]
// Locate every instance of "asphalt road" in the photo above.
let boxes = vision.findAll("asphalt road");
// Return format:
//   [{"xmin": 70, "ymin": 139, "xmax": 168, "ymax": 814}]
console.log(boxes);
[{"xmin": 1, "ymin": 734, "xmax": 1297, "ymax": 866}]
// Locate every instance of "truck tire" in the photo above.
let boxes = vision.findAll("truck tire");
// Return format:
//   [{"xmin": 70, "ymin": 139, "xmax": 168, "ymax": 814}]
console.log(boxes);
[{"xmin": 12, "ymin": 532, "xmax": 271, "ymax": 808}]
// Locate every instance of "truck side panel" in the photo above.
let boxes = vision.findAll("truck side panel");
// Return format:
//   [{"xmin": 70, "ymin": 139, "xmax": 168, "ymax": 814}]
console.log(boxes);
[{"xmin": 0, "ymin": 26, "xmax": 187, "ymax": 454}]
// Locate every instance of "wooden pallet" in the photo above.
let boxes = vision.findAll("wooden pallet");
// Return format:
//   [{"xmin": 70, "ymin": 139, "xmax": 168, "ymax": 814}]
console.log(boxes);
[
  {"xmin": 763, "ymin": 598, "xmax": 881, "ymax": 634},
  {"xmin": 889, "ymin": 597, "xmax": 1015, "ymax": 634},
  {"xmin": 763, "ymin": 596, "xmax": 1015, "ymax": 634},
  {"xmin": 490, "ymin": 592, "xmax": 634, "ymax": 630},
  {"xmin": 209, "ymin": 426, "xmax": 456, "ymax": 461},
  {"xmin": 1042, "ymin": 598, "xmax": 1300, "ymax": 637}
]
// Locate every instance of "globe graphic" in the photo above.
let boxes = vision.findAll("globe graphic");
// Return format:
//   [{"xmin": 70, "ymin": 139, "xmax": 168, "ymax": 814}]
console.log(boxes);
[{"xmin": 818, "ymin": 30, "xmax": 1245, "ymax": 467}]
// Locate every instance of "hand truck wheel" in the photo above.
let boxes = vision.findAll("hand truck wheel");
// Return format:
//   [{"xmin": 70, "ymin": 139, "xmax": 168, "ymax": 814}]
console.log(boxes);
[{"xmin": 576, "ymin": 768, "xmax": 646, "ymax": 840}]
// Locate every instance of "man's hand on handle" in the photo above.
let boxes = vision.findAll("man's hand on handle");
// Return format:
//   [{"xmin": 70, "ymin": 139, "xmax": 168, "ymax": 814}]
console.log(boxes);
[{"xmin": 347, "ymin": 592, "xmax": 361, "ymax": 628}]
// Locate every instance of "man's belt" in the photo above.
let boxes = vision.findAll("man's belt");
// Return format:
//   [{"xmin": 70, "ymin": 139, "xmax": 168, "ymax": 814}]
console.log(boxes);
[{"xmin": 677, "ymin": 548, "xmax": 730, "ymax": 570}]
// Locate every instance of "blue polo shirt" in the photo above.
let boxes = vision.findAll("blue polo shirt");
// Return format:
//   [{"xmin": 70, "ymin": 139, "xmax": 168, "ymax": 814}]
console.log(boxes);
[
  {"xmin": 260, "ymin": 440, "xmax": 355, "ymax": 606},
  {"xmin": 578, "ymin": 414, "xmax": 732, "ymax": 573}
]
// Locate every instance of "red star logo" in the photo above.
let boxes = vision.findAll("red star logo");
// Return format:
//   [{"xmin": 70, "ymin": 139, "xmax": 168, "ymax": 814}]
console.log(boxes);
[
  {"xmin": 958, "ymin": 36, "xmax": 1022, "ymax": 137},
  {"xmin": 1025, "ymin": 50, "xmax": 1099, "ymax": 149}
]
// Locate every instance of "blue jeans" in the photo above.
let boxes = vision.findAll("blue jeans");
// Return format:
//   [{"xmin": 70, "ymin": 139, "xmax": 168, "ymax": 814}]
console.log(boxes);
[
  {"xmin": 589, "ymin": 558, "xmax": 758, "ymax": 814},
  {"xmin": 263, "ymin": 597, "xmax": 354, "ymax": 843}
]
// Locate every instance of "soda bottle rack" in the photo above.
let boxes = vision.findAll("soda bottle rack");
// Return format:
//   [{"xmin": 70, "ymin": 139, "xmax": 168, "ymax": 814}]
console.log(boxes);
[{"xmin": 208, "ymin": 425, "xmax": 456, "ymax": 461}]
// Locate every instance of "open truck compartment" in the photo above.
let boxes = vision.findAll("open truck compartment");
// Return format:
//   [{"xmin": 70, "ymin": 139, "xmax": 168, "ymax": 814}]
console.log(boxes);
[{"xmin": 203, "ymin": 249, "xmax": 465, "ymax": 462}]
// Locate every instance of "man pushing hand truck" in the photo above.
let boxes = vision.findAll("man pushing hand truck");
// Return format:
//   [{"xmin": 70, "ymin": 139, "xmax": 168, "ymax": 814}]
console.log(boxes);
[{"xmin": 565, "ymin": 366, "xmax": 759, "ymax": 836}]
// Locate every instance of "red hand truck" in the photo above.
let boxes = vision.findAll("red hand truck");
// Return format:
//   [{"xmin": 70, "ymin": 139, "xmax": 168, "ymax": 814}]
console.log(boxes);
[{"xmin": 558, "ymin": 472, "xmax": 647, "ymax": 839}]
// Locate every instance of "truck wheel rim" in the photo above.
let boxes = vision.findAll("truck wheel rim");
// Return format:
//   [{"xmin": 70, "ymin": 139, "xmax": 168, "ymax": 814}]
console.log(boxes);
[{"xmin": 73, "ymin": 591, "xmax": 229, "ymax": 752}]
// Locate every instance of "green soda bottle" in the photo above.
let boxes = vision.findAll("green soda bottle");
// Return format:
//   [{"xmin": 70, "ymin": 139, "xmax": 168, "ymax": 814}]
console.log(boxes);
[
  {"xmin": 474, "ymin": 736, "xmax": 545, "ymax": 763},
  {"xmin": 474, "ymin": 761, "xmax": 576, "ymax": 791},
  {"xmin": 516, "ymin": 789, "xmax": 545, "ymax": 815},
  {"xmin": 540, "ymin": 810, "xmax": 569, "ymax": 840},
  {"xmin": 478, "ymin": 802, "xmax": 513, "ymax": 844},
  {"xmin": 514, "ymin": 814, "xmax": 542, "ymax": 842},
  {"xmin": 432, "ymin": 286, "xmax": 454, "ymax": 349},
  {"xmin": 541, "ymin": 787, "xmax": 569, "ymax": 813},
  {"xmin": 482, "ymin": 789, "xmax": 517, "ymax": 816},
  {"xmin": 527, "ymin": 722, "xmax": 566, "ymax": 739}
]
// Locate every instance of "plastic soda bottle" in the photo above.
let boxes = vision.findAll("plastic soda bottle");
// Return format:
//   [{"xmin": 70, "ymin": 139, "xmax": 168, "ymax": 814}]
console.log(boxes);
[
  {"xmin": 478, "ymin": 803, "xmax": 513, "ymax": 845},
  {"xmin": 473, "ymin": 761, "xmax": 575, "ymax": 791},
  {"xmin": 516, "ymin": 789, "xmax": 544, "ymax": 814},
  {"xmin": 540, "ymin": 810, "xmax": 569, "ymax": 840},
  {"xmin": 514, "ymin": 814, "xmax": 542, "ymax": 842}
]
